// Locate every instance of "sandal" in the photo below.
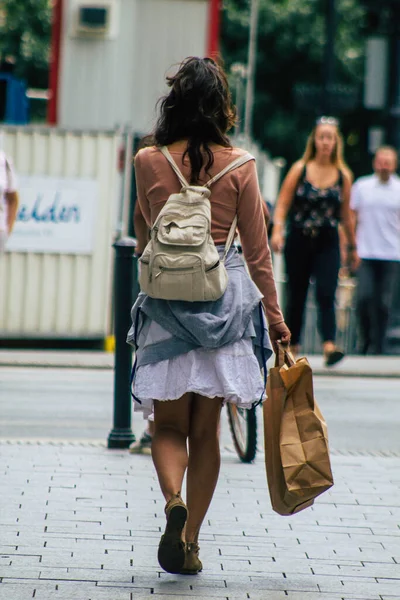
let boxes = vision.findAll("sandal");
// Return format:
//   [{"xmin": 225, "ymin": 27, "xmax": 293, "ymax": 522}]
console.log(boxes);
[
  {"xmin": 180, "ymin": 542, "xmax": 203, "ymax": 575},
  {"xmin": 157, "ymin": 492, "xmax": 188, "ymax": 574}
]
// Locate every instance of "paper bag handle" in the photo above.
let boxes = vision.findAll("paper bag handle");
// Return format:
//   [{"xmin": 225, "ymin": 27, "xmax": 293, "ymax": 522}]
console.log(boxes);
[{"xmin": 275, "ymin": 342, "xmax": 296, "ymax": 368}]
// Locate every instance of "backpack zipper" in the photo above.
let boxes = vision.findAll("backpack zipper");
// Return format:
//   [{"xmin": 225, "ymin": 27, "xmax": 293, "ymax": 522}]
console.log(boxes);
[
  {"xmin": 205, "ymin": 260, "xmax": 220, "ymax": 272},
  {"xmin": 141, "ymin": 260, "xmax": 197, "ymax": 282},
  {"xmin": 155, "ymin": 265, "xmax": 196, "ymax": 279},
  {"xmin": 142, "ymin": 259, "xmax": 219, "ymax": 282},
  {"xmin": 154, "ymin": 260, "xmax": 220, "ymax": 279}
]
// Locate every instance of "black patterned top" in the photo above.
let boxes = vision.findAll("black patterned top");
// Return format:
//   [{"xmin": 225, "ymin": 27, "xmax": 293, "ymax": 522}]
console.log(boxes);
[{"xmin": 288, "ymin": 165, "xmax": 343, "ymax": 232}]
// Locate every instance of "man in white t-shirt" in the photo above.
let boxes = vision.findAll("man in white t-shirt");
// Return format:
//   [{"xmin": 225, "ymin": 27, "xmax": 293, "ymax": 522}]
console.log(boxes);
[
  {"xmin": 350, "ymin": 146, "xmax": 400, "ymax": 354},
  {"xmin": 0, "ymin": 150, "xmax": 18, "ymax": 252}
]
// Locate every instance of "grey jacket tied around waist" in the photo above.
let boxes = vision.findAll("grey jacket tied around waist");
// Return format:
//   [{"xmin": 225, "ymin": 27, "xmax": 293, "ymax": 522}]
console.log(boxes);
[{"xmin": 127, "ymin": 246, "xmax": 273, "ymax": 368}]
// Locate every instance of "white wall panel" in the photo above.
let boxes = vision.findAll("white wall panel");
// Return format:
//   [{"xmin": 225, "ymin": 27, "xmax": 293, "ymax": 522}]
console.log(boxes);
[
  {"xmin": 134, "ymin": 0, "xmax": 208, "ymax": 134},
  {"xmin": 59, "ymin": 0, "xmax": 208, "ymax": 132},
  {"xmin": 59, "ymin": 0, "xmax": 139, "ymax": 130},
  {"xmin": 5, "ymin": 254, "xmax": 25, "ymax": 330},
  {"xmin": 24, "ymin": 253, "xmax": 43, "ymax": 331},
  {"xmin": 35, "ymin": 256, "xmax": 53, "ymax": 332},
  {"xmin": 47, "ymin": 132, "xmax": 65, "ymax": 176},
  {"xmin": 0, "ymin": 127, "xmax": 121, "ymax": 339}
]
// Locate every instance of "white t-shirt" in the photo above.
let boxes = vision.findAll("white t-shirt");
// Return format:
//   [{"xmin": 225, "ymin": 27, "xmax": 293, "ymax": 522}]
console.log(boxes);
[
  {"xmin": 350, "ymin": 174, "xmax": 400, "ymax": 261},
  {"xmin": 0, "ymin": 150, "xmax": 18, "ymax": 234}
]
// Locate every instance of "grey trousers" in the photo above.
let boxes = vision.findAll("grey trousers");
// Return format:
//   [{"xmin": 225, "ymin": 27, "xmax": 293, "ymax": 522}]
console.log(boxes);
[{"xmin": 356, "ymin": 259, "xmax": 398, "ymax": 354}]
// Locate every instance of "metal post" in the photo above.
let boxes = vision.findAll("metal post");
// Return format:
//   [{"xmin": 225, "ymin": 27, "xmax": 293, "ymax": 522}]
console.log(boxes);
[
  {"xmin": 237, "ymin": 74, "xmax": 246, "ymax": 136},
  {"xmin": 231, "ymin": 62, "xmax": 247, "ymax": 136},
  {"xmin": 244, "ymin": 0, "xmax": 259, "ymax": 140},
  {"xmin": 115, "ymin": 128, "xmax": 132, "ymax": 240},
  {"xmin": 128, "ymin": 134, "xmax": 141, "ymax": 239},
  {"xmin": 107, "ymin": 237, "xmax": 139, "ymax": 449},
  {"xmin": 235, "ymin": 77, "xmax": 242, "ymax": 135},
  {"xmin": 207, "ymin": 0, "xmax": 222, "ymax": 57},
  {"xmin": 322, "ymin": 0, "xmax": 336, "ymax": 113}
]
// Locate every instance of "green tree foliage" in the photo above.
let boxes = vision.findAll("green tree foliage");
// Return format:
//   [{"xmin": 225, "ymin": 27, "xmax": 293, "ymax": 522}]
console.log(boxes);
[
  {"xmin": 222, "ymin": 0, "xmax": 367, "ymax": 173},
  {"xmin": 0, "ymin": 0, "xmax": 52, "ymax": 89}
]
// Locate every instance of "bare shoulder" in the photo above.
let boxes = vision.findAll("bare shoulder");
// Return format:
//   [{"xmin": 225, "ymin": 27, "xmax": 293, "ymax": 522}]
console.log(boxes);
[
  {"xmin": 281, "ymin": 160, "xmax": 304, "ymax": 184},
  {"xmin": 341, "ymin": 166, "xmax": 354, "ymax": 185},
  {"xmin": 291, "ymin": 159, "xmax": 306, "ymax": 175}
]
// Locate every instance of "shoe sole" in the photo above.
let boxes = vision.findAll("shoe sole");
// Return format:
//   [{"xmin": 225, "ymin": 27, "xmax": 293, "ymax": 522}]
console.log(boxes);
[{"xmin": 158, "ymin": 505, "xmax": 187, "ymax": 574}]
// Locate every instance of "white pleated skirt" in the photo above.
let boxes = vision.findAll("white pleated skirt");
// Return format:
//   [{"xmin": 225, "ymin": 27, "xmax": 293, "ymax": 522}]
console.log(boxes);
[{"xmin": 133, "ymin": 336, "xmax": 265, "ymax": 420}]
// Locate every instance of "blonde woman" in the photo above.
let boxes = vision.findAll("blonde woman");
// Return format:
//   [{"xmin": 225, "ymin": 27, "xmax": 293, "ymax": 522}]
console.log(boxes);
[{"xmin": 271, "ymin": 116, "xmax": 358, "ymax": 365}]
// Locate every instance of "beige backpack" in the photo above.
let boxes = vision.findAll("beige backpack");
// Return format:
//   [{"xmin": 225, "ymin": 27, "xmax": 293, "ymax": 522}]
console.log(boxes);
[{"xmin": 139, "ymin": 146, "xmax": 253, "ymax": 302}]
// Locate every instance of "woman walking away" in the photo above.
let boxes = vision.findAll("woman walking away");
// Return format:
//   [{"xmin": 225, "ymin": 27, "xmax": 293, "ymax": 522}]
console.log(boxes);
[
  {"xmin": 127, "ymin": 57, "xmax": 290, "ymax": 575},
  {"xmin": 129, "ymin": 189, "xmax": 272, "ymax": 456},
  {"xmin": 270, "ymin": 116, "xmax": 358, "ymax": 366}
]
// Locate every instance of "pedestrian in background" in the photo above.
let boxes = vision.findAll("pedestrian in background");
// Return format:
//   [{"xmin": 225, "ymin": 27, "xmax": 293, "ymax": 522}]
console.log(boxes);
[
  {"xmin": 270, "ymin": 116, "xmax": 358, "ymax": 366},
  {"xmin": 127, "ymin": 57, "xmax": 290, "ymax": 575},
  {"xmin": 0, "ymin": 148, "xmax": 18, "ymax": 253},
  {"xmin": 351, "ymin": 146, "xmax": 400, "ymax": 355}
]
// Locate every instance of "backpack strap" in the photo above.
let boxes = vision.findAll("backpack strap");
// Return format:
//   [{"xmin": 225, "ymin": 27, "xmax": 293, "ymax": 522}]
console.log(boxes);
[
  {"xmin": 207, "ymin": 153, "xmax": 253, "ymax": 262},
  {"xmin": 160, "ymin": 146, "xmax": 254, "ymax": 262},
  {"xmin": 204, "ymin": 152, "xmax": 254, "ymax": 188},
  {"xmin": 160, "ymin": 146, "xmax": 190, "ymax": 188},
  {"xmin": 160, "ymin": 147, "xmax": 254, "ymax": 189},
  {"xmin": 221, "ymin": 216, "xmax": 238, "ymax": 262}
]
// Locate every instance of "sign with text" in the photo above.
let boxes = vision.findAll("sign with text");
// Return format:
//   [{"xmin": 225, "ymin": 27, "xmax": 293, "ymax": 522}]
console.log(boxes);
[{"xmin": 6, "ymin": 175, "xmax": 98, "ymax": 254}]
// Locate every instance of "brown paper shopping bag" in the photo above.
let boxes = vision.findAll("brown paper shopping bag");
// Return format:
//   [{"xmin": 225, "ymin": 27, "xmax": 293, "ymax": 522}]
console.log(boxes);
[{"xmin": 263, "ymin": 345, "xmax": 334, "ymax": 516}]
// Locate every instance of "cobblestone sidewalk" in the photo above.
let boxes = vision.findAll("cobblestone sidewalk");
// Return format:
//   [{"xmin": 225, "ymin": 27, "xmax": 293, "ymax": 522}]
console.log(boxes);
[{"xmin": 1, "ymin": 442, "xmax": 400, "ymax": 600}]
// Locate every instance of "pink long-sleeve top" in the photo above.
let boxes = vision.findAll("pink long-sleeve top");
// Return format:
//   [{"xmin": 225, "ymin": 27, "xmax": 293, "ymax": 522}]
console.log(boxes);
[{"xmin": 134, "ymin": 145, "xmax": 284, "ymax": 326}]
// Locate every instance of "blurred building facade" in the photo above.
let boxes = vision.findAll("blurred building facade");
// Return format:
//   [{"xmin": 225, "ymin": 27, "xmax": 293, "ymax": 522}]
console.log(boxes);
[{"xmin": 50, "ymin": 0, "xmax": 211, "ymax": 133}]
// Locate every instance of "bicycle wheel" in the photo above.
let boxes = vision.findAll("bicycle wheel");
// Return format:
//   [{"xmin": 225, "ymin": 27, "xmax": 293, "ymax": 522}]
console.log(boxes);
[{"xmin": 226, "ymin": 404, "xmax": 257, "ymax": 463}]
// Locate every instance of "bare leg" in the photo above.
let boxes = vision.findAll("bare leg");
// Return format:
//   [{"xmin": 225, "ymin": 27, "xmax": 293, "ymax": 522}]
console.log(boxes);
[
  {"xmin": 185, "ymin": 394, "xmax": 223, "ymax": 543},
  {"xmin": 152, "ymin": 394, "xmax": 192, "ymax": 502},
  {"xmin": 152, "ymin": 395, "xmax": 193, "ymax": 574},
  {"xmin": 323, "ymin": 340, "xmax": 345, "ymax": 366},
  {"xmin": 323, "ymin": 341, "xmax": 336, "ymax": 354}
]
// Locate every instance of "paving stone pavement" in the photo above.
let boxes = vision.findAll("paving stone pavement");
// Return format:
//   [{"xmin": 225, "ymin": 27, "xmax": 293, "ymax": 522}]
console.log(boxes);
[{"xmin": 1, "ymin": 442, "xmax": 400, "ymax": 600}]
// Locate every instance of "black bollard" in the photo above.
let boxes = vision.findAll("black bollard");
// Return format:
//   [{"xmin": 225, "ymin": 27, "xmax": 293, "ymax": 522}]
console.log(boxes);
[{"xmin": 108, "ymin": 237, "xmax": 139, "ymax": 449}]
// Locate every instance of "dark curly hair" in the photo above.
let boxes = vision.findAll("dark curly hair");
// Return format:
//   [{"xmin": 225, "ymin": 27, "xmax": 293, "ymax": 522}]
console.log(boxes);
[{"xmin": 153, "ymin": 57, "xmax": 236, "ymax": 184}]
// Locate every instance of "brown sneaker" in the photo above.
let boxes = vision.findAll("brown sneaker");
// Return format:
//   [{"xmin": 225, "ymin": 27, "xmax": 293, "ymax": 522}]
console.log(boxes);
[
  {"xmin": 180, "ymin": 542, "xmax": 203, "ymax": 575},
  {"xmin": 157, "ymin": 493, "xmax": 188, "ymax": 574}
]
